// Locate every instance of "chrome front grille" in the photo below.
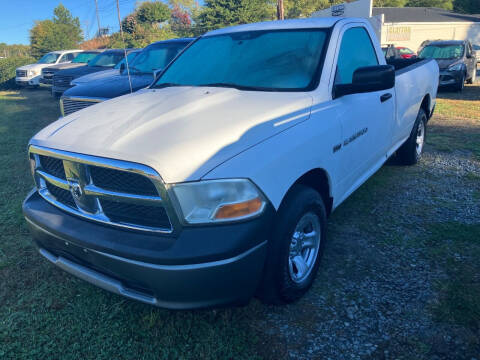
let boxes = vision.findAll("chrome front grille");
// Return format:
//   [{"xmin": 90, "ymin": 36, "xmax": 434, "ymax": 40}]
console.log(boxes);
[
  {"xmin": 29, "ymin": 145, "xmax": 173, "ymax": 233},
  {"xmin": 52, "ymin": 75, "xmax": 73, "ymax": 88},
  {"xmin": 61, "ymin": 97, "xmax": 102, "ymax": 116},
  {"xmin": 42, "ymin": 68, "xmax": 57, "ymax": 79},
  {"xmin": 16, "ymin": 70, "xmax": 27, "ymax": 77}
]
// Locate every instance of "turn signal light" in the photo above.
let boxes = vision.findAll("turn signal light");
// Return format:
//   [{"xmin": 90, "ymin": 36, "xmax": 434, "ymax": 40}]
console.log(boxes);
[{"xmin": 214, "ymin": 197, "xmax": 263, "ymax": 220}]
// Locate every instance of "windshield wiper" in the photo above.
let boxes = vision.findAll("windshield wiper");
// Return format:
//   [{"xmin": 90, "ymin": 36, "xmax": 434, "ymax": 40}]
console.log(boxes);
[
  {"xmin": 197, "ymin": 83, "xmax": 272, "ymax": 91},
  {"xmin": 153, "ymin": 82, "xmax": 185, "ymax": 89}
]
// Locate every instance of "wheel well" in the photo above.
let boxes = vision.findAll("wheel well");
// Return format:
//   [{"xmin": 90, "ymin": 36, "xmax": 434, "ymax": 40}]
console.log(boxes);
[
  {"xmin": 420, "ymin": 94, "xmax": 431, "ymax": 119},
  {"xmin": 293, "ymin": 169, "xmax": 333, "ymax": 216}
]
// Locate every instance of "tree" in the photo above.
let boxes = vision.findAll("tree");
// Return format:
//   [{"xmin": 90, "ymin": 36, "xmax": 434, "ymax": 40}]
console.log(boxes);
[
  {"xmin": 136, "ymin": 1, "xmax": 171, "ymax": 24},
  {"xmin": 373, "ymin": 0, "xmax": 408, "ymax": 7},
  {"xmin": 198, "ymin": 0, "xmax": 276, "ymax": 31},
  {"xmin": 405, "ymin": 0, "xmax": 453, "ymax": 9},
  {"xmin": 453, "ymin": 0, "xmax": 480, "ymax": 13},
  {"xmin": 283, "ymin": 0, "xmax": 341, "ymax": 18},
  {"xmin": 121, "ymin": 14, "xmax": 138, "ymax": 34},
  {"xmin": 29, "ymin": 4, "xmax": 82, "ymax": 58}
]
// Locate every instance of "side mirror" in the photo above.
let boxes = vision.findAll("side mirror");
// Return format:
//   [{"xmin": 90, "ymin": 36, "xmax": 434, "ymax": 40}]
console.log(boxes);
[
  {"xmin": 120, "ymin": 63, "xmax": 125, "ymax": 72},
  {"xmin": 333, "ymin": 65, "xmax": 395, "ymax": 99},
  {"xmin": 153, "ymin": 68, "xmax": 163, "ymax": 80}
]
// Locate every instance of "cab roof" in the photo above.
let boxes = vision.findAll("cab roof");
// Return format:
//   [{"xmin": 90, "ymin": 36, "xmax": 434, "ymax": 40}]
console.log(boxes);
[
  {"xmin": 150, "ymin": 38, "xmax": 196, "ymax": 47},
  {"xmin": 205, "ymin": 17, "xmax": 344, "ymax": 37}
]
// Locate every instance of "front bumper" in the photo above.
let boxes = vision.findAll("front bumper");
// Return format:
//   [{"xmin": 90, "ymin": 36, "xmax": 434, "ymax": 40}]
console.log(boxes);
[
  {"xmin": 40, "ymin": 78, "xmax": 53, "ymax": 85},
  {"xmin": 16, "ymin": 75, "xmax": 40, "ymax": 86},
  {"xmin": 439, "ymin": 69, "xmax": 463, "ymax": 87},
  {"xmin": 23, "ymin": 191, "xmax": 272, "ymax": 309}
]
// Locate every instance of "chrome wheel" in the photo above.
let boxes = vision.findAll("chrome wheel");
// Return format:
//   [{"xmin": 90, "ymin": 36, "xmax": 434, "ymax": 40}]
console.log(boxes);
[
  {"xmin": 288, "ymin": 212, "xmax": 321, "ymax": 284},
  {"xmin": 416, "ymin": 119, "xmax": 425, "ymax": 157}
]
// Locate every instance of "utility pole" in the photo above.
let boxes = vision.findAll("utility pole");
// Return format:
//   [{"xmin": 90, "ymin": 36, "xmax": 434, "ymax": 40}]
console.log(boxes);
[
  {"xmin": 94, "ymin": 0, "xmax": 101, "ymax": 37},
  {"xmin": 277, "ymin": 0, "xmax": 284, "ymax": 20}
]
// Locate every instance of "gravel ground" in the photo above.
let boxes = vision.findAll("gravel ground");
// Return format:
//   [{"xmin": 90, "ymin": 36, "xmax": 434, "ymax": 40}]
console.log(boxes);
[{"xmin": 251, "ymin": 114, "xmax": 480, "ymax": 360}]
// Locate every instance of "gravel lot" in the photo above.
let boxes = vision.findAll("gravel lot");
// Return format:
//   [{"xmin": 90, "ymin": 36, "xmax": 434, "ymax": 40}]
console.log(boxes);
[{"xmin": 253, "ymin": 83, "xmax": 480, "ymax": 360}]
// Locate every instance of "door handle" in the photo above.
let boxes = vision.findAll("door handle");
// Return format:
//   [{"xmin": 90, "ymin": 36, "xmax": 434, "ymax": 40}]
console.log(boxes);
[{"xmin": 380, "ymin": 93, "xmax": 392, "ymax": 102}]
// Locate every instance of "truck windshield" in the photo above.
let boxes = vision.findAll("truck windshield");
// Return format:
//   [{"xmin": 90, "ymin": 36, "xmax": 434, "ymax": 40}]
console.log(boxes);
[
  {"xmin": 125, "ymin": 42, "xmax": 189, "ymax": 75},
  {"xmin": 419, "ymin": 44, "xmax": 464, "ymax": 60},
  {"xmin": 115, "ymin": 51, "xmax": 140, "ymax": 69},
  {"xmin": 37, "ymin": 53, "xmax": 60, "ymax": 64},
  {"xmin": 88, "ymin": 52, "xmax": 124, "ymax": 67},
  {"xmin": 72, "ymin": 52, "xmax": 99, "ymax": 64},
  {"xmin": 153, "ymin": 29, "xmax": 329, "ymax": 91}
]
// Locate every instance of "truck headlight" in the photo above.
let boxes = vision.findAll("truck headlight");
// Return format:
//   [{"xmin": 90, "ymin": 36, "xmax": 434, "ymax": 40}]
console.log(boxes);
[
  {"xmin": 28, "ymin": 70, "xmax": 38, "ymax": 76},
  {"xmin": 448, "ymin": 63, "xmax": 463, "ymax": 72},
  {"xmin": 171, "ymin": 179, "xmax": 266, "ymax": 224}
]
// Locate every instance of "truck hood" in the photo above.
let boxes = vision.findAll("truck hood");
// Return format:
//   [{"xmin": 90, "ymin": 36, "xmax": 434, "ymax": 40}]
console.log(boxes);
[
  {"xmin": 73, "ymin": 69, "xmax": 118, "ymax": 84},
  {"xmin": 17, "ymin": 63, "xmax": 50, "ymax": 71},
  {"xmin": 55, "ymin": 65, "xmax": 113, "ymax": 79},
  {"xmin": 30, "ymin": 87, "xmax": 313, "ymax": 183},
  {"xmin": 63, "ymin": 73, "xmax": 153, "ymax": 99},
  {"xmin": 47, "ymin": 63, "xmax": 87, "ymax": 71},
  {"xmin": 435, "ymin": 58, "xmax": 463, "ymax": 70}
]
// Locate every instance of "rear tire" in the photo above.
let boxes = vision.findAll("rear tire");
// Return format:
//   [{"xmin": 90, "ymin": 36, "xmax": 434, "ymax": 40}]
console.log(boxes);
[
  {"xmin": 258, "ymin": 185, "xmax": 327, "ymax": 305},
  {"xmin": 397, "ymin": 108, "xmax": 427, "ymax": 165}
]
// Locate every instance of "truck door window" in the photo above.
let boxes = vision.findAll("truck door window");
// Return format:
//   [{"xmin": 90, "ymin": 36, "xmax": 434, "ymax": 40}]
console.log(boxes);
[{"xmin": 335, "ymin": 27, "xmax": 378, "ymax": 85}]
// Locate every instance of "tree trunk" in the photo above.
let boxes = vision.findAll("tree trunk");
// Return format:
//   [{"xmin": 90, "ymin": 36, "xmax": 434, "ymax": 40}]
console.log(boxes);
[{"xmin": 277, "ymin": 0, "xmax": 284, "ymax": 20}]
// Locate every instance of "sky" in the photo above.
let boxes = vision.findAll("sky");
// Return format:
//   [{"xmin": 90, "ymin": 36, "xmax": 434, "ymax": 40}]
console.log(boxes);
[{"xmin": 0, "ymin": 0, "xmax": 137, "ymax": 45}]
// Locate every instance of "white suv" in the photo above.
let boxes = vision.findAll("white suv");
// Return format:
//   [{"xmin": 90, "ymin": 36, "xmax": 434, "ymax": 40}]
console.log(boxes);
[{"xmin": 16, "ymin": 50, "xmax": 82, "ymax": 87}]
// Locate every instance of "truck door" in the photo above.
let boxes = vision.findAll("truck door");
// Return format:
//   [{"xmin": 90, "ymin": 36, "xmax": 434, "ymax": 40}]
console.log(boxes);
[{"xmin": 331, "ymin": 25, "xmax": 395, "ymax": 199}]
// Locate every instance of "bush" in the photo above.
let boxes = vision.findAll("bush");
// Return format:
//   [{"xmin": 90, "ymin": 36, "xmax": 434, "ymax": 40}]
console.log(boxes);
[{"xmin": 0, "ymin": 56, "xmax": 36, "ymax": 90}]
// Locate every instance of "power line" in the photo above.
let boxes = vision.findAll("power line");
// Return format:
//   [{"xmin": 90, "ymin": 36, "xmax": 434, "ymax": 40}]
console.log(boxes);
[{"xmin": 94, "ymin": 0, "xmax": 102, "ymax": 37}]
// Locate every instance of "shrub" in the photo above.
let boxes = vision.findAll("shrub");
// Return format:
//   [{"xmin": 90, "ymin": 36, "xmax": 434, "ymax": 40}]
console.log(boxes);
[{"xmin": 0, "ymin": 56, "xmax": 36, "ymax": 90}]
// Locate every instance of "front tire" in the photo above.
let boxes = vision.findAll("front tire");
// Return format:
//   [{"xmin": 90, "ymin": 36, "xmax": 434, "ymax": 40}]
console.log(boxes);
[
  {"xmin": 397, "ymin": 108, "xmax": 427, "ymax": 165},
  {"xmin": 258, "ymin": 185, "xmax": 327, "ymax": 304},
  {"xmin": 467, "ymin": 68, "xmax": 476, "ymax": 84},
  {"xmin": 455, "ymin": 74, "xmax": 465, "ymax": 91}
]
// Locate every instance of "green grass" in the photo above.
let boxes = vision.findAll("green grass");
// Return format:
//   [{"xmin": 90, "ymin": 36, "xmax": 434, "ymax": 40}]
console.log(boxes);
[
  {"xmin": 0, "ymin": 89, "xmax": 264, "ymax": 360},
  {"xmin": 425, "ymin": 223, "xmax": 480, "ymax": 331},
  {"xmin": 436, "ymin": 85, "xmax": 480, "ymax": 120}
]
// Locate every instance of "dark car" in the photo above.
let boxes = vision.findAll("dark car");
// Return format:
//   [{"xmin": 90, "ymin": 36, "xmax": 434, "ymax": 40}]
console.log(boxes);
[
  {"xmin": 60, "ymin": 38, "xmax": 194, "ymax": 116},
  {"xmin": 52, "ymin": 49, "xmax": 136, "ymax": 96},
  {"xmin": 418, "ymin": 40, "xmax": 477, "ymax": 91},
  {"xmin": 40, "ymin": 50, "xmax": 104, "ymax": 86}
]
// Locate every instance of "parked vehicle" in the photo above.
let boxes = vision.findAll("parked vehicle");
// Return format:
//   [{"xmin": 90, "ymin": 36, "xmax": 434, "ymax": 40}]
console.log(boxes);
[
  {"xmin": 418, "ymin": 40, "xmax": 477, "ymax": 91},
  {"xmin": 382, "ymin": 45, "xmax": 416, "ymax": 60},
  {"xmin": 24, "ymin": 18, "xmax": 438, "ymax": 309},
  {"xmin": 15, "ymin": 50, "xmax": 82, "ymax": 87},
  {"xmin": 51, "ymin": 49, "xmax": 135, "ymax": 96},
  {"xmin": 473, "ymin": 44, "xmax": 480, "ymax": 65},
  {"xmin": 40, "ymin": 50, "xmax": 104, "ymax": 86},
  {"xmin": 61, "ymin": 39, "xmax": 192, "ymax": 116},
  {"xmin": 70, "ymin": 49, "xmax": 142, "ymax": 86}
]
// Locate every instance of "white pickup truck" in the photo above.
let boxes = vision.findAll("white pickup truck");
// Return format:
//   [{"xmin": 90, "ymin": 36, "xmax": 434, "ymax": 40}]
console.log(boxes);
[
  {"xmin": 23, "ymin": 18, "xmax": 438, "ymax": 309},
  {"xmin": 15, "ymin": 50, "xmax": 82, "ymax": 87}
]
